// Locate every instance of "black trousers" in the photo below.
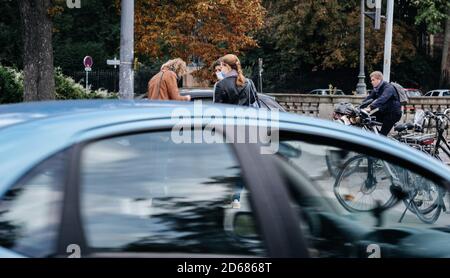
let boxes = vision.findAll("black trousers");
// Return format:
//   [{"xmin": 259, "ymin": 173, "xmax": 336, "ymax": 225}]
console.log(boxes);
[{"xmin": 377, "ymin": 111, "xmax": 402, "ymax": 136}]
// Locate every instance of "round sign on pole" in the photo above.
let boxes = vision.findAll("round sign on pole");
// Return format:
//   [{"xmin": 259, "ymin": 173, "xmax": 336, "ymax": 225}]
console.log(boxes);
[
  {"xmin": 83, "ymin": 56, "xmax": 93, "ymax": 68},
  {"xmin": 366, "ymin": 0, "xmax": 376, "ymax": 9}
]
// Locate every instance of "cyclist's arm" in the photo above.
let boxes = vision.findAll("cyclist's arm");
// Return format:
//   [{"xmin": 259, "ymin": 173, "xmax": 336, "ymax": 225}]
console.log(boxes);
[
  {"xmin": 363, "ymin": 90, "xmax": 376, "ymax": 102},
  {"xmin": 370, "ymin": 87, "xmax": 395, "ymax": 110}
]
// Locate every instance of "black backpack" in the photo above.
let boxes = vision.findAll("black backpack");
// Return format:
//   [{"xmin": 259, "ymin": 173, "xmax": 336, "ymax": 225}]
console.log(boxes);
[{"xmin": 239, "ymin": 79, "xmax": 261, "ymax": 108}]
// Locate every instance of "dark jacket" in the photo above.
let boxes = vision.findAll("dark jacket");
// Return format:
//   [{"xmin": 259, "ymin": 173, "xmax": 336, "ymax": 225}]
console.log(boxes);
[
  {"xmin": 214, "ymin": 76, "xmax": 257, "ymax": 106},
  {"xmin": 364, "ymin": 81, "xmax": 401, "ymax": 115}
]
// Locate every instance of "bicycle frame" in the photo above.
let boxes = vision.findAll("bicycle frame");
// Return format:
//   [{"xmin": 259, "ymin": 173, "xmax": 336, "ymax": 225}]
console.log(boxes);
[
  {"xmin": 425, "ymin": 110, "xmax": 450, "ymax": 161},
  {"xmin": 433, "ymin": 128, "xmax": 450, "ymax": 159}
]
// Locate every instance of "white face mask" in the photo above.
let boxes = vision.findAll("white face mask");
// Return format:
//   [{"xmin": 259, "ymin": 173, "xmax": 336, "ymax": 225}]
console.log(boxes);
[{"xmin": 216, "ymin": 71, "xmax": 225, "ymax": 80}]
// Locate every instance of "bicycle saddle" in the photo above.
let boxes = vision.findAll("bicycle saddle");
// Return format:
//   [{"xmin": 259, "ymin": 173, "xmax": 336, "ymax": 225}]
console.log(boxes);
[{"xmin": 394, "ymin": 123, "xmax": 414, "ymax": 132}]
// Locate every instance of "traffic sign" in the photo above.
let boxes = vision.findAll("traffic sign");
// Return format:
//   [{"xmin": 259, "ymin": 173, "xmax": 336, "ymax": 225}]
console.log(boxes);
[
  {"xmin": 83, "ymin": 56, "xmax": 93, "ymax": 68},
  {"xmin": 107, "ymin": 57, "xmax": 120, "ymax": 69},
  {"xmin": 364, "ymin": 0, "xmax": 383, "ymax": 30},
  {"xmin": 366, "ymin": 0, "xmax": 376, "ymax": 9},
  {"xmin": 83, "ymin": 56, "xmax": 93, "ymax": 94}
]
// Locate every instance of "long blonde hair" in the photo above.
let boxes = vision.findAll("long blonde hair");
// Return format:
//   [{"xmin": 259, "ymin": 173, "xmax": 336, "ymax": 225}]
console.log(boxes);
[
  {"xmin": 221, "ymin": 54, "xmax": 246, "ymax": 87},
  {"xmin": 161, "ymin": 58, "xmax": 187, "ymax": 77}
]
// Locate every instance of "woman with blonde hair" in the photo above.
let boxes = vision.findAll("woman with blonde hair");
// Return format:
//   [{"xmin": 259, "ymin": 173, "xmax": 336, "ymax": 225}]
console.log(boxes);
[
  {"xmin": 214, "ymin": 54, "xmax": 259, "ymax": 106},
  {"xmin": 147, "ymin": 58, "xmax": 191, "ymax": 101}
]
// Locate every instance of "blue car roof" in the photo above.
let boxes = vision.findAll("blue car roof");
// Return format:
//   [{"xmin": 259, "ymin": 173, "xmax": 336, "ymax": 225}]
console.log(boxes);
[{"xmin": 0, "ymin": 100, "xmax": 186, "ymax": 129}]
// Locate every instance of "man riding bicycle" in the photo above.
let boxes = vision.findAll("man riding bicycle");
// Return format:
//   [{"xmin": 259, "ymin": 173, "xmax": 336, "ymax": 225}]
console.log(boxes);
[{"xmin": 363, "ymin": 71, "xmax": 402, "ymax": 136}]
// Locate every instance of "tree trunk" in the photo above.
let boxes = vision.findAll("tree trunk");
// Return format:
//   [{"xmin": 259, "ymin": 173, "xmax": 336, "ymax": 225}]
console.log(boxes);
[
  {"xmin": 440, "ymin": 7, "xmax": 450, "ymax": 88},
  {"xmin": 18, "ymin": 0, "xmax": 55, "ymax": 101}
]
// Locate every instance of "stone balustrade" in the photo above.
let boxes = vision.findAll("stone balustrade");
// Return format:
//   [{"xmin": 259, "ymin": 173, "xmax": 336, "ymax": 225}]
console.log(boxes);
[{"xmin": 270, "ymin": 94, "xmax": 450, "ymax": 137}]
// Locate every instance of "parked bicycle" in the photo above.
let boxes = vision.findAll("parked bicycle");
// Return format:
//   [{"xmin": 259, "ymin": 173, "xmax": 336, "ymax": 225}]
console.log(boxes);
[
  {"xmin": 423, "ymin": 109, "xmax": 450, "ymax": 162},
  {"xmin": 331, "ymin": 104, "xmax": 447, "ymax": 224}
]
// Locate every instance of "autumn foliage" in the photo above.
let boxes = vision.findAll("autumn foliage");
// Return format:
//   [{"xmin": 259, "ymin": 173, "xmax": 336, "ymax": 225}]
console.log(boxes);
[
  {"xmin": 134, "ymin": 0, "xmax": 266, "ymax": 79},
  {"xmin": 262, "ymin": 1, "xmax": 416, "ymax": 71}
]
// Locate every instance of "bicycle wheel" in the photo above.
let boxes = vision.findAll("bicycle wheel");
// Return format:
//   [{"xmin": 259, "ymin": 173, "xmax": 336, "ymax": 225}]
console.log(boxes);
[
  {"xmin": 409, "ymin": 197, "xmax": 442, "ymax": 224},
  {"xmin": 402, "ymin": 173, "xmax": 443, "ymax": 224},
  {"xmin": 334, "ymin": 155, "xmax": 396, "ymax": 212}
]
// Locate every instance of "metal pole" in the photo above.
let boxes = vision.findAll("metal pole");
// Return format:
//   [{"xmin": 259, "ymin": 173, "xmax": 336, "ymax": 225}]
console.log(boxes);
[
  {"xmin": 356, "ymin": 0, "xmax": 367, "ymax": 95},
  {"xmin": 119, "ymin": 0, "xmax": 134, "ymax": 99},
  {"xmin": 258, "ymin": 58, "xmax": 263, "ymax": 93},
  {"xmin": 114, "ymin": 67, "xmax": 117, "ymax": 93},
  {"xmin": 383, "ymin": 0, "xmax": 394, "ymax": 82},
  {"xmin": 86, "ymin": 70, "xmax": 89, "ymax": 93}
]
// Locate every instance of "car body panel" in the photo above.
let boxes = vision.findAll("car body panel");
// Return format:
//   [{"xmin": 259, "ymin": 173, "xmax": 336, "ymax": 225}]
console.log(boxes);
[
  {"xmin": 1, "ymin": 100, "xmax": 450, "ymax": 196},
  {"xmin": 425, "ymin": 90, "xmax": 450, "ymax": 97},
  {"xmin": 404, "ymin": 89, "xmax": 422, "ymax": 97},
  {"xmin": 2, "ymin": 100, "xmax": 450, "ymax": 259},
  {"xmin": 180, "ymin": 88, "xmax": 286, "ymax": 111},
  {"xmin": 0, "ymin": 246, "xmax": 25, "ymax": 258},
  {"xmin": 137, "ymin": 88, "xmax": 286, "ymax": 111}
]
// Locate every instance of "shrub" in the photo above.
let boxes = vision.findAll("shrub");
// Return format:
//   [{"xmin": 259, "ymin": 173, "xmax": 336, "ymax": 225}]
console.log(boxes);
[
  {"xmin": 55, "ymin": 67, "xmax": 91, "ymax": 100},
  {"xmin": 0, "ymin": 65, "xmax": 117, "ymax": 104},
  {"xmin": 0, "ymin": 64, "xmax": 23, "ymax": 104}
]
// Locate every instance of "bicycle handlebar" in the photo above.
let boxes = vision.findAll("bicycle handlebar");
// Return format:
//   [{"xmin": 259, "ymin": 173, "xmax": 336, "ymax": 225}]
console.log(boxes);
[
  {"xmin": 423, "ymin": 110, "xmax": 450, "ymax": 131},
  {"xmin": 369, "ymin": 108, "xmax": 379, "ymax": 115},
  {"xmin": 372, "ymin": 121, "xmax": 383, "ymax": 126},
  {"xmin": 360, "ymin": 98, "xmax": 374, "ymax": 108},
  {"xmin": 425, "ymin": 110, "xmax": 450, "ymax": 120}
]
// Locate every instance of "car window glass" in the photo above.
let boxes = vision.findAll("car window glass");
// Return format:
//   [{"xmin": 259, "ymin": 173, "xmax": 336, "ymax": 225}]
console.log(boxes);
[
  {"xmin": 80, "ymin": 131, "xmax": 267, "ymax": 256},
  {"xmin": 443, "ymin": 92, "xmax": 450, "ymax": 96},
  {"xmin": 432, "ymin": 92, "xmax": 440, "ymax": 96},
  {"xmin": 0, "ymin": 151, "xmax": 65, "ymax": 257},
  {"xmin": 408, "ymin": 91, "xmax": 420, "ymax": 97},
  {"xmin": 275, "ymin": 139, "xmax": 450, "ymax": 258}
]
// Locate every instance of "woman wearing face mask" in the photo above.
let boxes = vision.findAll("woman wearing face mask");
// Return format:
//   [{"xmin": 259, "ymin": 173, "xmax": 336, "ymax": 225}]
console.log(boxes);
[
  {"xmin": 213, "ymin": 59, "xmax": 225, "ymax": 81},
  {"xmin": 147, "ymin": 58, "xmax": 191, "ymax": 101},
  {"xmin": 214, "ymin": 54, "xmax": 258, "ymax": 106}
]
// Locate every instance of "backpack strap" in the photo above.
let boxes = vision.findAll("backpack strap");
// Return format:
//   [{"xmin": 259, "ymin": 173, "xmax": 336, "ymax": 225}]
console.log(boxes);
[
  {"xmin": 391, "ymin": 83, "xmax": 399, "ymax": 101},
  {"xmin": 246, "ymin": 79, "xmax": 261, "ymax": 108}
]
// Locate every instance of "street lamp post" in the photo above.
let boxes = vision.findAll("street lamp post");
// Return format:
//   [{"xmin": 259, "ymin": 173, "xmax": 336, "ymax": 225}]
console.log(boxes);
[
  {"xmin": 356, "ymin": 0, "xmax": 367, "ymax": 95},
  {"xmin": 119, "ymin": 0, "xmax": 134, "ymax": 99},
  {"xmin": 383, "ymin": 0, "xmax": 394, "ymax": 82}
]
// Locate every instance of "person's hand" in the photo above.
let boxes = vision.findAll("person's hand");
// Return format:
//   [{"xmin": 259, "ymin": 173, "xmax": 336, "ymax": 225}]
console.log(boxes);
[
  {"xmin": 363, "ymin": 106, "xmax": 371, "ymax": 113},
  {"xmin": 185, "ymin": 95, "xmax": 191, "ymax": 101}
]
